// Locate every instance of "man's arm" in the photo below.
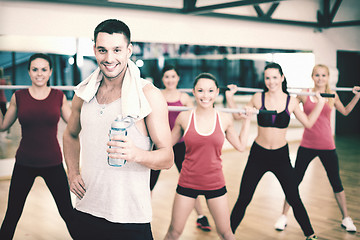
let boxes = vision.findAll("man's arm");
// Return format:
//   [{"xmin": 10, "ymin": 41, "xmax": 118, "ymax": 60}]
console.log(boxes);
[
  {"xmin": 141, "ymin": 84, "xmax": 174, "ymax": 170},
  {"xmin": 107, "ymin": 84, "xmax": 174, "ymax": 170},
  {"xmin": 63, "ymin": 94, "xmax": 86, "ymax": 199}
]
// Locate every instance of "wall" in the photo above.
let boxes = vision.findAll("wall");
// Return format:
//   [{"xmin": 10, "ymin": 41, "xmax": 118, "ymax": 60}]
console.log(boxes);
[
  {"xmin": 1, "ymin": 1, "xmax": 359, "ymax": 134},
  {"xmin": 1, "ymin": 1, "xmax": 359, "ymax": 178}
]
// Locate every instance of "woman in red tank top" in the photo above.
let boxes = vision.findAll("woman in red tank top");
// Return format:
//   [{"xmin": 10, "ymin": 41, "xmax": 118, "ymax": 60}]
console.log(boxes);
[
  {"xmin": 150, "ymin": 65, "xmax": 213, "ymax": 231},
  {"xmin": 164, "ymin": 73, "xmax": 253, "ymax": 240},
  {"xmin": 0, "ymin": 53, "xmax": 74, "ymax": 239}
]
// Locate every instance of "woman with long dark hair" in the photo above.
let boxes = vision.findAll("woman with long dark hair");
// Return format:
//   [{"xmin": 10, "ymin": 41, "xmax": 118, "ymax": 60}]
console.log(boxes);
[
  {"xmin": 150, "ymin": 65, "xmax": 212, "ymax": 231},
  {"xmin": 164, "ymin": 73, "xmax": 253, "ymax": 240},
  {"xmin": 227, "ymin": 62, "xmax": 324, "ymax": 240},
  {"xmin": 0, "ymin": 53, "xmax": 74, "ymax": 239}
]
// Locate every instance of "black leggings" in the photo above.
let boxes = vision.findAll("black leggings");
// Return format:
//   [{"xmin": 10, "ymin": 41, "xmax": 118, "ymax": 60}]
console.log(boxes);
[
  {"xmin": 294, "ymin": 146, "xmax": 343, "ymax": 193},
  {"xmin": 0, "ymin": 163, "xmax": 75, "ymax": 239},
  {"xmin": 150, "ymin": 141, "xmax": 185, "ymax": 190},
  {"xmin": 0, "ymin": 102, "xmax": 6, "ymax": 116},
  {"xmin": 72, "ymin": 209, "xmax": 153, "ymax": 240},
  {"xmin": 230, "ymin": 142, "xmax": 314, "ymax": 237}
]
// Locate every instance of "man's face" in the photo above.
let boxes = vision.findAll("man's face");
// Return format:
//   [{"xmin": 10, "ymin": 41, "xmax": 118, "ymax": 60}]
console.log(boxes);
[{"xmin": 94, "ymin": 32, "xmax": 132, "ymax": 81}]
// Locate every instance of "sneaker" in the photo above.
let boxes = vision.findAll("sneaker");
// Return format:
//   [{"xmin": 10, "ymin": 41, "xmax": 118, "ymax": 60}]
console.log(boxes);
[
  {"xmin": 274, "ymin": 215, "xmax": 287, "ymax": 231},
  {"xmin": 341, "ymin": 217, "xmax": 357, "ymax": 232},
  {"xmin": 196, "ymin": 216, "xmax": 211, "ymax": 232},
  {"xmin": 305, "ymin": 235, "xmax": 318, "ymax": 240}
]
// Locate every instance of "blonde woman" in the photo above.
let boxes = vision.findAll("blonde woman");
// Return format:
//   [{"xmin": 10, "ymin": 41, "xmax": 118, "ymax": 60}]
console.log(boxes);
[{"xmin": 274, "ymin": 64, "xmax": 360, "ymax": 233}]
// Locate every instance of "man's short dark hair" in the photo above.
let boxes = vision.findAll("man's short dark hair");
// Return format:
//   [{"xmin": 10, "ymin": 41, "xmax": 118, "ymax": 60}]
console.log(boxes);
[{"xmin": 94, "ymin": 19, "xmax": 131, "ymax": 45}]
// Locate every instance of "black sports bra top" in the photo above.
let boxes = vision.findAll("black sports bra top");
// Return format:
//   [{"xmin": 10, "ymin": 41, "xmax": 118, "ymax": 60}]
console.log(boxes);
[{"xmin": 257, "ymin": 92, "xmax": 291, "ymax": 129}]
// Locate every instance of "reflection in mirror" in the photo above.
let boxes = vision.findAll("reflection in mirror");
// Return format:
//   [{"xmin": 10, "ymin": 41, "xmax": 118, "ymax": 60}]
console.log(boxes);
[{"xmin": 0, "ymin": 40, "xmax": 314, "ymax": 101}]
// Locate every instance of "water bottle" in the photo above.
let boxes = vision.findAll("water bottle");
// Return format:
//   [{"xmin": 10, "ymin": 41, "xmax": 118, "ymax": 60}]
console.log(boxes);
[{"xmin": 108, "ymin": 116, "xmax": 134, "ymax": 167}]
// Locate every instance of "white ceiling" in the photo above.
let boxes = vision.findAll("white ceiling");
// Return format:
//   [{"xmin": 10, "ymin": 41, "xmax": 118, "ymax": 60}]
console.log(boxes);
[{"xmin": 18, "ymin": 0, "xmax": 360, "ymax": 28}]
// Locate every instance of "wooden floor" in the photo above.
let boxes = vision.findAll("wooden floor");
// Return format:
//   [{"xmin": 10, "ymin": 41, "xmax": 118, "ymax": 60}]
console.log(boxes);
[{"xmin": 0, "ymin": 125, "xmax": 359, "ymax": 239}]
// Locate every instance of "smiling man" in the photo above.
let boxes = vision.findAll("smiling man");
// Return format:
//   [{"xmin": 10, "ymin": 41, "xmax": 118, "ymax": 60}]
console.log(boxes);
[{"xmin": 63, "ymin": 19, "xmax": 173, "ymax": 240}]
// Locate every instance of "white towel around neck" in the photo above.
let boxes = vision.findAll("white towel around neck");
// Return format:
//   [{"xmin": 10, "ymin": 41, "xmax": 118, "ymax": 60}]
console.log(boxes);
[{"xmin": 74, "ymin": 60, "xmax": 152, "ymax": 120}]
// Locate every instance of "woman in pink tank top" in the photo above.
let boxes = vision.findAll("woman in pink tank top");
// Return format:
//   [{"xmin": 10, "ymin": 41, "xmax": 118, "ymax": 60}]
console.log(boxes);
[
  {"xmin": 164, "ymin": 73, "xmax": 253, "ymax": 240},
  {"xmin": 275, "ymin": 64, "xmax": 360, "ymax": 233},
  {"xmin": 150, "ymin": 65, "xmax": 213, "ymax": 231}
]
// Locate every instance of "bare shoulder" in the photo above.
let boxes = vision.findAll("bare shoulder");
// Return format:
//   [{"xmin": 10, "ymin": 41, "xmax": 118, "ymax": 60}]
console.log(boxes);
[
  {"xmin": 143, "ymin": 83, "xmax": 161, "ymax": 96},
  {"xmin": 72, "ymin": 94, "xmax": 84, "ymax": 111},
  {"xmin": 219, "ymin": 111, "xmax": 232, "ymax": 123},
  {"xmin": 253, "ymin": 92, "xmax": 262, "ymax": 100},
  {"xmin": 143, "ymin": 83, "xmax": 165, "ymax": 104},
  {"xmin": 250, "ymin": 92, "xmax": 262, "ymax": 107},
  {"xmin": 177, "ymin": 110, "xmax": 191, "ymax": 121},
  {"xmin": 177, "ymin": 110, "xmax": 191, "ymax": 127},
  {"xmin": 142, "ymin": 84, "xmax": 168, "ymax": 129},
  {"xmin": 289, "ymin": 95, "xmax": 299, "ymax": 106},
  {"xmin": 288, "ymin": 95, "xmax": 301, "ymax": 113},
  {"xmin": 218, "ymin": 111, "xmax": 232, "ymax": 129},
  {"xmin": 180, "ymin": 92, "xmax": 192, "ymax": 102}
]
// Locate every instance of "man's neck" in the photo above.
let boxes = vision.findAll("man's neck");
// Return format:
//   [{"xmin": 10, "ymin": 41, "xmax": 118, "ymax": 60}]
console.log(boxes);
[{"xmin": 96, "ymin": 78, "xmax": 123, "ymax": 104}]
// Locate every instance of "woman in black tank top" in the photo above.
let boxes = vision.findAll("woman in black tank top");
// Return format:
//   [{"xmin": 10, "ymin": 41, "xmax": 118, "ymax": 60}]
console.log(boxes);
[{"xmin": 226, "ymin": 62, "xmax": 325, "ymax": 240}]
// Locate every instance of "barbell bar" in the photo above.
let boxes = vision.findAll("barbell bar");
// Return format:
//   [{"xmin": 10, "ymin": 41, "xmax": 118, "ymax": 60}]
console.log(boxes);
[
  {"xmin": 179, "ymin": 87, "xmax": 335, "ymax": 97},
  {"xmin": 288, "ymin": 86, "xmax": 359, "ymax": 92},
  {"xmin": 167, "ymin": 106, "xmax": 276, "ymax": 115},
  {"xmin": 0, "ymin": 85, "xmax": 342, "ymax": 97},
  {"xmin": 0, "ymin": 85, "xmax": 75, "ymax": 91}
]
